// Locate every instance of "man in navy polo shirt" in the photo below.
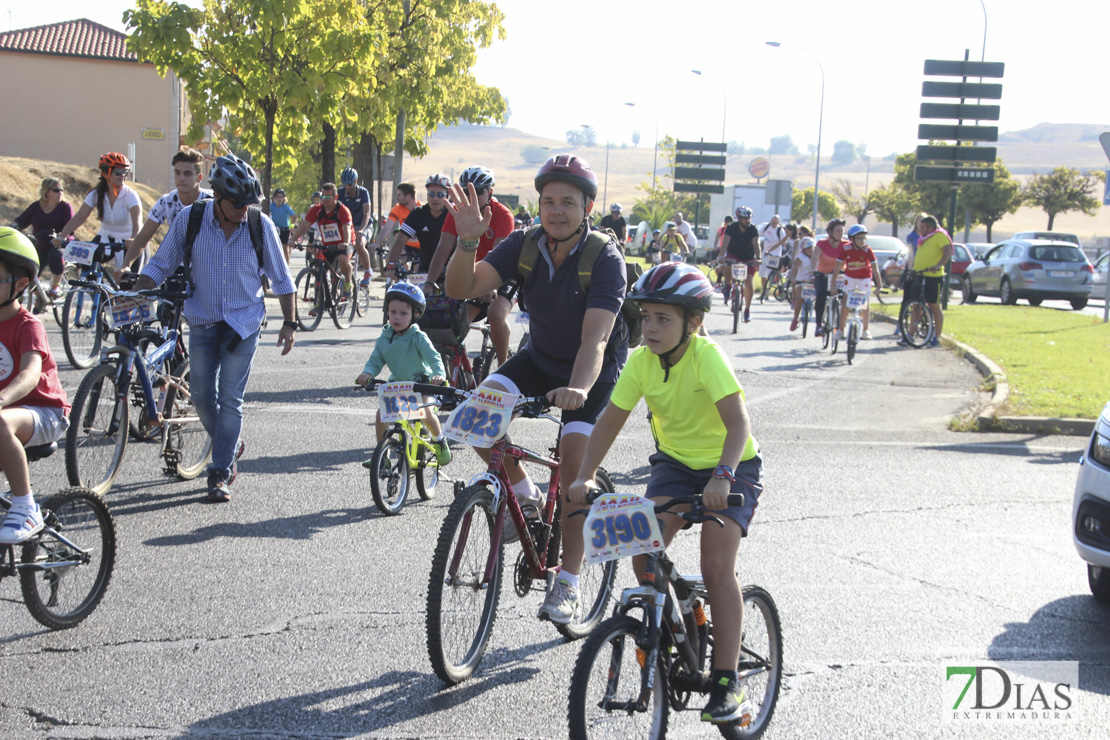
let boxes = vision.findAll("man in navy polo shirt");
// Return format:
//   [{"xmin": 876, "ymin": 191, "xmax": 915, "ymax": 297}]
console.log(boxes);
[{"xmin": 444, "ymin": 154, "xmax": 627, "ymax": 626}]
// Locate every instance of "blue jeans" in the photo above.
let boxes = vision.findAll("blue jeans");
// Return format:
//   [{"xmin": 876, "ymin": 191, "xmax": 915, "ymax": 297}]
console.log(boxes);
[{"xmin": 189, "ymin": 322, "xmax": 259, "ymax": 479}]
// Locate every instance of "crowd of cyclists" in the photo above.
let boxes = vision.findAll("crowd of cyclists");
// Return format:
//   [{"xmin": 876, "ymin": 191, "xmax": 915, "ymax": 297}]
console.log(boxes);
[{"xmin": 2, "ymin": 142, "xmax": 955, "ymax": 731}]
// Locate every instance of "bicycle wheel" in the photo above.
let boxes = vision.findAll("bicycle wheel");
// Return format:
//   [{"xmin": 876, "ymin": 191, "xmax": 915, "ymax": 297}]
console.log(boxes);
[
  {"xmin": 801, "ymin": 301, "xmax": 810, "ymax": 338},
  {"xmin": 898, "ymin": 299, "xmax": 933, "ymax": 349},
  {"xmin": 773, "ymin": 279, "xmax": 789, "ymax": 303},
  {"xmin": 294, "ymin": 267, "xmax": 323, "ymax": 331},
  {"xmin": 65, "ymin": 363, "xmax": 129, "ymax": 495},
  {"xmin": 355, "ymin": 275, "xmax": 371, "ymax": 317},
  {"xmin": 567, "ymin": 615, "xmax": 669, "ymax": 740},
  {"xmin": 333, "ymin": 269, "xmax": 355, "ymax": 330},
  {"xmin": 369, "ymin": 428, "xmax": 410, "ymax": 515},
  {"xmin": 554, "ymin": 467, "xmax": 618, "ymax": 640},
  {"xmin": 61, "ymin": 288, "xmax": 103, "ymax": 369},
  {"xmin": 426, "ymin": 483, "xmax": 503, "ymax": 684},
  {"xmin": 718, "ymin": 586, "xmax": 783, "ymax": 740},
  {"xmin": 731, "ymin": 286, "xmax": 741, "ymax": 334},
  {"xmin": 162, "ymin": 359, "xmax": 213, "ymax": 479},
  {"xmin": 414, "ymin": 427, "xmax": 439, "ymax": 501},
  {"xmin": 847, "ymin": 321, "xmax": 858, "ymax": 365},
  {"xmin": 20, "ymin": 487, "xmax": 116, "ymax": 630}
]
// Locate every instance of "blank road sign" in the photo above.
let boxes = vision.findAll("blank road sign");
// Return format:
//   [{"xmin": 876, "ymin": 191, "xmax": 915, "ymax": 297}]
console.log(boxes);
[
  {"xmin": 918, "ymin": 124, "xmax": 999, "ymax": 142},
  {"xmin": 920, "ymin": 103, "xmax": 1001, "ymax": 121},
  {"xmin": 915, "ymin": 145, "xmax": 997, "ymax": 163},
  {"xmin": 922, "ymin": 81, "xmax": 1004, "ymax": 100},
  {"xmin": 923, "ymin": 59, "xmax": 1005, "ymax": 78}
]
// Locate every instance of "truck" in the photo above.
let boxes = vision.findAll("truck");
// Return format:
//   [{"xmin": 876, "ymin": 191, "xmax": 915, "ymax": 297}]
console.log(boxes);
[{"xmin": 704, "ymin": 184, "xmax": 793, "ymax": 258}]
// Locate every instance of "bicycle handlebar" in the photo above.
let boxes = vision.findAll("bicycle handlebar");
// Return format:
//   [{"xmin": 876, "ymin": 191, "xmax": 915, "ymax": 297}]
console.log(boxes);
[{"xmin": 572, "ymin": 491, "xmax": 746, "ymax": 527}]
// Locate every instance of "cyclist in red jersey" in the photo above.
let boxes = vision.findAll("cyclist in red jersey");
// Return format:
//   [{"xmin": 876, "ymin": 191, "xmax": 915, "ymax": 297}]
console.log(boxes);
[{"xmin": 287, "ymin": 183, "xmax": 354, "ymax": 297}]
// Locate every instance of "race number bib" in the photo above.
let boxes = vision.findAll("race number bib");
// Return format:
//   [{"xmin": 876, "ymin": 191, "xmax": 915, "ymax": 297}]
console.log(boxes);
[
  {"xmin": 846, "ymin": 290, "xmax": 869, "ymax": 309},
  {"xmin": 443, "ymin": 388, "xmax": 517, "ymax": 448},
  {"xmin": 583, "ymin": 494, "xmax": 665, "ymax": 566},
  {"xmin": 377, "ymin": 381, "xmax": 425, "ymax": 422},
  {"xmin": 63, "ymin": 241, "xmax": 97, "ymax": 266},
  {"xmin": 105, "ymin": 294, "xmax": 155, "ymax": 329},
  {"xmin": 835, "ymin": 275, "xmax": 848, "ymax": 290},
  {"xmin": 801, "ymin": 284, "xmax": 817, "ymax": 301},
  {"xmin": 407, "ymin": 273, "xmax": 428, "ymax": 286},
  {"xmin": 320, "ymin": 222, "xmax": 341, "ymax": 243},
  {"xmin": 731, "ymin": 263, "xmax": 748, "ymax": 281}
]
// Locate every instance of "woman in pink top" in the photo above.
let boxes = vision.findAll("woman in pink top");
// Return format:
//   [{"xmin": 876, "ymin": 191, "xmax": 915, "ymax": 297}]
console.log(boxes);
[{"xmin": 813, "ymin": 218, "xmax": 846, "ymax": 338}]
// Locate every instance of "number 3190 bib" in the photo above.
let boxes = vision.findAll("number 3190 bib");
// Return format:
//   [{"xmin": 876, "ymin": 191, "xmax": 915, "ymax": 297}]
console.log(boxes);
[{"xmin": 583, "ymin": 494, "xmax": 665, "ymax": 566}]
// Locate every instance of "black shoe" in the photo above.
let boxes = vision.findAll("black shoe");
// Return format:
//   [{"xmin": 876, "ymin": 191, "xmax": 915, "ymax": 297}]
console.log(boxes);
[
  {"xmin": 701, "ymin": 676, "xmax": 752, "ymax": 725},
  {"xmin": 207, "ymin": 472, "xmax": 231, "ymax": 503}
]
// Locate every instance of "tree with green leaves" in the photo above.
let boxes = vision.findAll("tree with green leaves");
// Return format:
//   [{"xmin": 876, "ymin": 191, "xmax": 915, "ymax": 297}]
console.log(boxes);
[
  {"xmin": 831, "ymin": 140, "xmax": 857, "ymax": 165},
  {"xmin": 1023, "ymin": 166, "xmax": 1104, "ymax": 229},
  {"xmin": 125, "ymin": 0, "xmax": 371, "ymax": 205},
  {"xmin": 960, "ymin": 160, "xmax": 1022, "ymax": 241},
  {"xmin": 868, "ymin": 182, "xmax": 917, "ymax": 238},
  {"xmin": 791, "ymin": 187, "xmax": 840, "ymax": 226},
  {"xmin": 830, "ymin": 178, "xmax": 875, "ymax": 224}
]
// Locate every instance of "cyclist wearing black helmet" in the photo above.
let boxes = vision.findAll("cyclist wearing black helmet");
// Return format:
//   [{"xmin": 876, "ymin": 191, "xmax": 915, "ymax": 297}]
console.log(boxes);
[
  {"xmin": 718, "ymin": 206, "xmax": 760, "ymax": 322},
  {"xmin": 444, "ymin": 154, "xmax": 628, "ymax": 625},
  {"xmin": 337, "ymin": 167, "xmax": 374, "ymax": 286},
  {"xmin": 384, "ymin": 174, "xmax": 452, "ymax": 277},
  {"xmin": 136, "ymin": 155, "xmax": 298, "ymax": 503},
  {"xmin": 599, "ymin": 202, "xmax": 626, "ymax": 244}
]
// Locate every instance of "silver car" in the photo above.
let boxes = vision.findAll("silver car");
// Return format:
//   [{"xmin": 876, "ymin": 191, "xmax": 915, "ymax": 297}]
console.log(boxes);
[
  {"xmin": 1091, "ymin": 252, "xmax": 1108, "ymax": 301},
  {"xmin": 962, "ymin": 239, "xmax": 1094, "ymax": 310}
]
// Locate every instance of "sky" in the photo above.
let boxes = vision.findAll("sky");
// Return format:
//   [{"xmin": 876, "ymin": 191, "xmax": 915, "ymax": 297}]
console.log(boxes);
[{"xmin": 9, "ymin": 0, "xmax": 1109, "ymax": 158}]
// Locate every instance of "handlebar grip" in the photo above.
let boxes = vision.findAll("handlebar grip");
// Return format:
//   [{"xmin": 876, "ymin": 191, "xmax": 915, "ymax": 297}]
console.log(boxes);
[
  {"xmin": 725, "ymin": 493, "xmax": 746, "ymax": 508},
  {"xmin": 411, "ymin": 382, "xmax": 461, "ymax": 399}
]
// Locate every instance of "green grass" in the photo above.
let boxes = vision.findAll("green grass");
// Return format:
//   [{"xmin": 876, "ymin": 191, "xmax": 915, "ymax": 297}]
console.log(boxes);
[{"xmin": 873, "ymin": 299, "xmax": 1110, "ymax": 419}]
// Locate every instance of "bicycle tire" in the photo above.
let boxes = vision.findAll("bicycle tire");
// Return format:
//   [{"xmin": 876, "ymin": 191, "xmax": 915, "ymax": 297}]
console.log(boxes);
[
  {"xmin": 717, "ymin": 585, "xmax": 783, "ymax": 739},
  {"xmin": 294, "ymin": 267, "xmax": 324, "ymax": 332},
  {"xmin": 773, "ymin": 279, "xmax": 789, "ymax": 303},
  {"xmin": 355, "ymin": 276, "xmax": 371, "ymax": 317},
  {"xmin": 162, "ymin": 358, "xmax": 213, "ymax": 480},
  {"xmin": 20, "ymin": 487, "xmax": 117, "ymax": 630},
  {"xmin": 567, "ymin": 614, "xmax": 669, "ymax": 740},
  {"xmin": 426, "ymin": 483, "xmax": 503, "ymax": 684},
  {"xmin": 731, "ymin": 285, "xmax": 741, "ymax": 334},
  {"xmin": 847, "ymin": 321, "xmax": 858, "ymax": 365},
  {"xmin": 898, "ymin": 299, "xmax": 933, "ymax": 349},
  {"xmin": 333, "ymin": 268, "xmax": 355, "ymax": 330},
  {"xmin": 414, "ymin": 429, "xmax": 439, "ymax": 501},
  {"xmin": 554, "ymin": 467, "xmax": 618, "ymax": 641},
  {"xmin": 61, "ymin": 288, "xmax": 103, "ymax": 369},
  {"xmin": 820, "ymin": 299, "xmax": 831, "ymax": 349},
  {"xmin": 801, "ymin": 301, "xmax": 810, "ymax": 338},
  {"xmin": 369, "ymin": 428, "xmax": 410, "ymax": 515},
  {"xmin": 65, "ymin": 363, "xmax": 129, "ymax": 495}
]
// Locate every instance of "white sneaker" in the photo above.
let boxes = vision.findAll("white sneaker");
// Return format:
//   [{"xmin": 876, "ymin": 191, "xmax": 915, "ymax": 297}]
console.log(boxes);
[
  {"xmin": 537, "ymin": 578, "xmax": 580, "ymax": 624},
  {"xmin": 835, "ymin": 330, "xmax": 844, "ymax": 342},
  {"xmin": 0, "ymin": 500, "xmax": 44, "ymax": 544},
  {"xmin": 862, "ymin": 330, "xmax": 874, "ymax": 340}
]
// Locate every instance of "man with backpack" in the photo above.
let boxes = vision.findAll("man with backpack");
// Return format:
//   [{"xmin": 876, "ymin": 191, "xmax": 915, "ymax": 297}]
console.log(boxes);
[
  {"xmin": 444, "ymin": 154, "xmax": 628, "ymax": 625},
  {"xmin": 136, "ymin": 155, "xmax": 297, "ymax": 503}
]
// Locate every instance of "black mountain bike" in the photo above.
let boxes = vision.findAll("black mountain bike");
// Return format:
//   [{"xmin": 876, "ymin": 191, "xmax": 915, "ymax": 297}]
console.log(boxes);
[{"xmin": 293, "ymin": 246, "xmax": 359, "ymax": 331}]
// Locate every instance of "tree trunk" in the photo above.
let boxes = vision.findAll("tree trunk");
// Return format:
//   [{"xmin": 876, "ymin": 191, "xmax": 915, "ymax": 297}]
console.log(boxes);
[
  {"xmin": 890, "ymin": 221, "xmax": 898, "ymax": 239},
  {"xmin": 261, "ymin": 104, "xmax": 275, "ymax": 215},
  {"xmin": 321, "ymin": 123, "xmax": 336, "ymax": 186},
  {"xmin": 353, "ymin": 132, "xmax": 376, "ymax": 219},
  {"xmin": 1047, "ymin": 213, "xmax": 1056, "ymax": 229}
]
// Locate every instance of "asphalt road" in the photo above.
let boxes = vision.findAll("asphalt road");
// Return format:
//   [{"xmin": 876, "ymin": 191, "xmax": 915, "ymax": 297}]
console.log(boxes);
[{"xmin": 1, "ymin": 284, "xmax": 1106, "ymax": 739}]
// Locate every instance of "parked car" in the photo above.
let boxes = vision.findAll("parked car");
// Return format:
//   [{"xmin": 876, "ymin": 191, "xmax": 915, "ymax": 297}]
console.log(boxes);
[
  {"xmin": 1012, "ymin": 230, "xmax": 1082, "ymax": 248},
  {"xmin": 950, "ymin": 242, "xmax": 974, "ymax": 280},
  {"xmin": 1073, "ymin": 400, "xmax": 1110, "ymax": 604},
  {"xmin": 961, "ymin": 239, "xmax": 1094, "ymax": 309},
  {"xmin": 1091, "ymin": 252, "xmax": 1108, "ymax": 301},
  {"xmin": 863, "ymin": 235, "xmax": 907, "ymax": 286}
]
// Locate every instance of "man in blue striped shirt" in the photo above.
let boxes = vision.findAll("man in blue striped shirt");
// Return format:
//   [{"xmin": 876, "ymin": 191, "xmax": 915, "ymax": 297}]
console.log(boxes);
[{"xmin": 137, "ymin": 156, "xmax": 297, "ymax": 503}]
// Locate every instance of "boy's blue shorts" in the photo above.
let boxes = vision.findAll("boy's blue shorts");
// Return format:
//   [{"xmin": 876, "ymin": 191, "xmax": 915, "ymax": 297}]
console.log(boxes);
[{"xmin": 646, "ymin": 450, "xmax": 763, "ymax": 536}]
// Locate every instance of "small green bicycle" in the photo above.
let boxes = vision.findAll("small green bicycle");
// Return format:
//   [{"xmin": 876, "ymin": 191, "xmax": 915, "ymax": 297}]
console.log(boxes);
[{"xmin": 362, "ymin": 379, "xmax": 452, "ymax": 516}]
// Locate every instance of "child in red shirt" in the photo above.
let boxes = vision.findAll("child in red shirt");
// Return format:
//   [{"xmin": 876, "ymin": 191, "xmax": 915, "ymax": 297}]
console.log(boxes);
[
  {"xmin": 830, "ymin": 224, "xmax": 882, "ymax": 341},
  {"xmin": 0, "ymin": 228, "xmax": 70, "ymax": 544}
]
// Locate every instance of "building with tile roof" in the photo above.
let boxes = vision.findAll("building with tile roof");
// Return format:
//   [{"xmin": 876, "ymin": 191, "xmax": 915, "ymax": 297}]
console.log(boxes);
[{"xmin": 0, "ymin": 18, "xmax": 188, "ymax": 193}]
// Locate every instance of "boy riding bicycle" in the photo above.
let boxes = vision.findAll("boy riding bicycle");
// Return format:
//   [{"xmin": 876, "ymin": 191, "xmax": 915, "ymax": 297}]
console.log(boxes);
[
  {"xmin": 0, "ymin": 229, "xmax": 71, "ymax": 544},
  {"xmin": 568, "ymin": 262, "xmax": 763, "ymax": 725},
  {"xmin": 355, "ymin": 282, "xmax": 451, "ymax": 467}
]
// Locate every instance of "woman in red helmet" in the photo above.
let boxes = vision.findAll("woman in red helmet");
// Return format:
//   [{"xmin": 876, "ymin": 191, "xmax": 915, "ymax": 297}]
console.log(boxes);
[{"xmin": 53, "ymin": 152, "xmax": 142, "ymax": 270}]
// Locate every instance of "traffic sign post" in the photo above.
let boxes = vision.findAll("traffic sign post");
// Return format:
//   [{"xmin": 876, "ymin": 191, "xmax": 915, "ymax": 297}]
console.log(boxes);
[
  {"xmin": 674, "ymin": 140, "xmax": 727, "ymax": 246},
  {"xmin": 915, "ymin": 51, "xmax": 1005, "ymax": 309}
]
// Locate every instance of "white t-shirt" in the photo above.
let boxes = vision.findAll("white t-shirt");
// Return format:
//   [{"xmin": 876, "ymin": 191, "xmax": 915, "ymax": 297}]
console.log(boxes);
[
  {"xmin": 794, "ymin": 249, "xmax": 815, "ymax": 282},
  {"xmin": 148, "ymin": 188, "xmax": 213, "ymax": 225},
  {"xmin": 762, "ymin": 224, "xmax": 786, "ymax": 256},
  {"xmin": 84, "ymin": 185, "xmax": 142, "ymax": 239},
  {"xmin": 675, "ymin": 220, "xmax": 696, "ymax": 248}
]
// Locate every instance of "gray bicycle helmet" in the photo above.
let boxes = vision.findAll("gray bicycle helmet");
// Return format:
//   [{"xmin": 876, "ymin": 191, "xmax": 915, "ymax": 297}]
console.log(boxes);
[
  {"xmin": 341, "ymin": 167, "xmax": 358, "ymax": 186},
  {"xmin": 426, "ymin": 173, "xmax": 452, "ymax": 190},
  {"xmin": 735, "ymin": 206, "xmax": 753, "ymax": 219},
  {"xmin": 610, "ymin": 203, "xmax": 622, "ymax": 213},
  {"xmin": 459, "ymin": 166, "xmax": 495, "ymax": 191},
  {"xmin": 209, "ymin": 155, "xmax": 262, "ymax": 208}
]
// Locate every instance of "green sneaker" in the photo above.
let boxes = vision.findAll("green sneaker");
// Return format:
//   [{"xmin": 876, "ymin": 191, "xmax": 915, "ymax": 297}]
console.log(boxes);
[
  {"xmin": 432, "ymin": 438, "xmax": 452, "ymax": 466},
  {"xmin": 701, "ymin": 677, "xmax": 752, "ymax": 725},
  {"xmin": 361, "ymin": 456, "xmax": 374, "ymax": 469}
]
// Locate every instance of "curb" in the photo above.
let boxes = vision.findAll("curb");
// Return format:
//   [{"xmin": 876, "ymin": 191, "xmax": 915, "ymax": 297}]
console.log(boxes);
[{"xmin": 871, "ymin": 309, "xmax": 1095, "ymax": 437}]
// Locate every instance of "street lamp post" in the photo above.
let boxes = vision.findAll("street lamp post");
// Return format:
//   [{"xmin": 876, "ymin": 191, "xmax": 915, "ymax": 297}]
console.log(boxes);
[
  {"xmin": 625, "ymin": 102, "xmax": 659, "ymax": 191},
  {"xmin": 581, "ymin": 124, "xmax": 609, "ymax": 212},
  {"xmin": 690, "ymin": 70, "xmax": 727, "ymax": 144},
  {"xmin": 766, "ymin": 41, "xmax": 824, "ymax": 235}
]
